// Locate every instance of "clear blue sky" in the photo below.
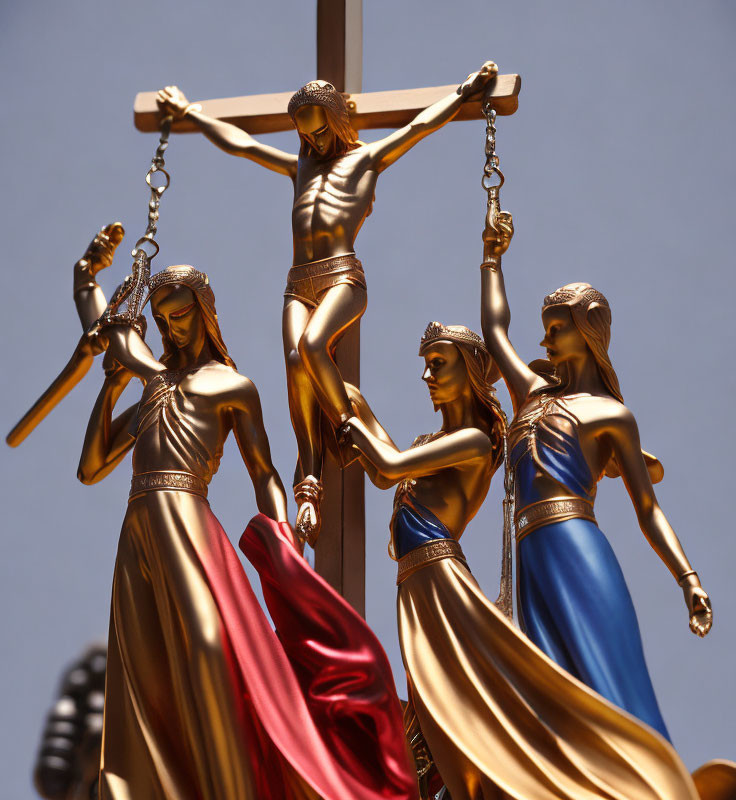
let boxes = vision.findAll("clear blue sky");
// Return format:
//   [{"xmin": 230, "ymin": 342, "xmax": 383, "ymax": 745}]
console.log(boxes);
[{"xmin": 1, "ymin": 1, "xmax": 735, "ymax": 796}]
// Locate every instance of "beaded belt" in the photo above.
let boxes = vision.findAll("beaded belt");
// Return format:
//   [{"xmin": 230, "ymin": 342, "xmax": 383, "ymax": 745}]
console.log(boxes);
[
  {"xmin": 129, "ymin": 470, "xmax": 208, "ymax": 501},
  {"xmin": 396, "ymin": 539, "xmax": 467, "ymax": 585},
  {"xmin": 515, "ymin": 497, "xmax": 596, "ymax": 543}
]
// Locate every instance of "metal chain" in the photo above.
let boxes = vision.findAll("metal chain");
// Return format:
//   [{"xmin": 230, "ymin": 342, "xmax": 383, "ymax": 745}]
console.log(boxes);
[
  {"xmin": 133, "ymin": 114, "xmax": 173, "ymax": 263},
  {"xmin": 101, "ymin": 115, "xmax": 173, "ymax": 333},
  {"xmin": 481, "ymin": 100, "xmax": 505, "ymax": 226},
  {"xmin": 483, "ymin": 101, "xmax": 514, "ymax": 620},
  {"xmin": 494, "ymin": 432, "xmax": 515, "ymax": 621}
]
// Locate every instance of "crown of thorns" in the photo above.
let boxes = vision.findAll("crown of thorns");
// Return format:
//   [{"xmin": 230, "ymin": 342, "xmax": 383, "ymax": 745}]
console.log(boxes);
[
  {"xmin": 288, "ymin": 80, "xmax": 349, "ymax": 119},
  {"xmin": 420, "ymin": 321, "xmax": 488, "ymax": 352}
]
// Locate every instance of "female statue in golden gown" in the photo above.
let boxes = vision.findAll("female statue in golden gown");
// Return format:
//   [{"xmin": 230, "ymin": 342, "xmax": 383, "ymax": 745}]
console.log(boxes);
[
  {"xmin": 67, "ymin": 232, "xmax": 417, "ymax": 800},
  {"xmin": 342, "ymin": 321, "xmax": 703, "ymax": 800}
]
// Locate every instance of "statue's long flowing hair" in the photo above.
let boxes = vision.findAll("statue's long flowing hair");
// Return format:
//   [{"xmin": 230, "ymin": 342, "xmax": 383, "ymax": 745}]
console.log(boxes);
[
  {"xmin": 318, "ymin": 106, "xmax": 360, "ymax": 158},
  {"xmin": 146, "ymin": 265, "xmax": 236, "ymax": 370},
  {"xmin": 535, "ymin": 282, "xmax": 623, "ymax": 403},
  {"xmin": 421, "ymin": 324, "xmax": 507, "ymax": 466},
  {"xmin": 456, "ymin": 341, "xmax": 507, "ymax": 467},
  {"xmin": 288, "ymin": 80, "xmax": 360, "ymax": 159}
]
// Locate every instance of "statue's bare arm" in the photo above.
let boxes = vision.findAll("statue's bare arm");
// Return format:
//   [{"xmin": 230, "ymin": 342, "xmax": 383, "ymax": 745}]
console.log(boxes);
[
  {"xmin": 70, "ymin": 223, "xmax": 165, "ymax": 384},
  {"xmin": 73, "ymin": 315, "xmax": 163, "ymax": 483},
  {"xmin": 73, "ymin": 223, "xmax": 126, "ymax": 330},
  {"xmin": 230, "ymin": 376, "xmax": 289, "ymax": 522},
  {"xmin": 479, "ymin": 212, "xmax": 546, "ymax": 413},
  {"xmin": 158, "ymin": 86, "xmax": 297, "ymax": 178},
  {"xmin": 603, "ymin": 404, "xmax": 712, "ymax": 636},
  {"xmin": 368, "ymin": 61, "xmax": 498, "ymax": 173},
  {"xmin": 345, "ymin": 383, "xmax": 400, "ymax": 489},
  {"xmin": 77, "ymin": 369, "xmax": 138, "ymax": 485},
  {"xmin": 346, "ymin": 417, "xmax": 491, "ymax": 483}
]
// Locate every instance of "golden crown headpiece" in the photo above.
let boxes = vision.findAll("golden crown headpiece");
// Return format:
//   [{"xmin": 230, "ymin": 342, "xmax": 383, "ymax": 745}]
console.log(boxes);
[
  {"xmin": 288, "ymin": 80, "xmax": 349, "ymax": 120},
  {"xmin": 420, "ymin": 321, "xmax": 488, "ymax": 353},
  {"xmin": 543, "ymin": 283, "xmax": 609, "ymax": 309},
  {"xmin": 145, "ymin": 265, "xmax": 210, "ymax": 305}
]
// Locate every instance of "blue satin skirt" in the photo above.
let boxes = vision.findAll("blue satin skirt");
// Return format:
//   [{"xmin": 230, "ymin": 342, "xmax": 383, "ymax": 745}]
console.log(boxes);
[{"xmin": 518, "ymin": 517, "xmax": 671, "ymax": 740}]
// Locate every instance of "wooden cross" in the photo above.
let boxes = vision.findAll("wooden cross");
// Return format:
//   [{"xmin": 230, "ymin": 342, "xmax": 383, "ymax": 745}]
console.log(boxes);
[{"xmin": 133, "ymin": 0, "xmax": 520, "ymax": 616}]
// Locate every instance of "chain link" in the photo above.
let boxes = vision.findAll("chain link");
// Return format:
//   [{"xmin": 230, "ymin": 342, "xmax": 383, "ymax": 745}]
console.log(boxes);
[
  {"xmin": 483, "ymin": 99, "xmax": 513, "ymax": 619},
  {"xmin": 481, "ymin": 100, "xmax": 504, "ymax": 197},
  {"xmin": 493, "ymin": 432, "xmax": 515, "ymax": 620},
  {"xmin": 133, "ymin": 115, "xmax": 173, "ymax": 262},
  {"xmin": 99, "ymin": 115, "xmax": 173, "ymax": 334}
]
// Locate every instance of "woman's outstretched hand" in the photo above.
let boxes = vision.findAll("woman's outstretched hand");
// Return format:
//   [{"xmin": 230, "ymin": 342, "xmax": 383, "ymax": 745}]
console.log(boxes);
[
  {"xmin": 681, "ymin": 576, "xmax": 713, "ymax": 637},
  {"xmin": 75, "ymin": 222, "xmax": 125, "ymax": 278},
  {"xmin": 483, "ymin": 209, "xmax": 514, "ymax": 262}
]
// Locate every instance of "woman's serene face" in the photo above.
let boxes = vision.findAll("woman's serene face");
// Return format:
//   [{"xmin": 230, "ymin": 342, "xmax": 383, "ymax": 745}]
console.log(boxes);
[
  {"xmin": 540, "ymin": 305, "xmax": 588, "ymax": 366},
  {"xmin": 151, "ymin": 284, "xmax": 205, "ymax": 352},
  {"xmin": 294, "ymin": 104, "xmax": 335, "ymax": 157},
  {"xmin": 420, "ymin": 341, "xmax": 470, "ymax": 407}
]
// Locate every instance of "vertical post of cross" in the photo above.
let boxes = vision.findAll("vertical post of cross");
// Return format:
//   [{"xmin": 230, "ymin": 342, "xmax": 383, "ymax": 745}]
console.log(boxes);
[{"xmin": 314, "ymin": 0, "xmax": 366, "ymax": 616}]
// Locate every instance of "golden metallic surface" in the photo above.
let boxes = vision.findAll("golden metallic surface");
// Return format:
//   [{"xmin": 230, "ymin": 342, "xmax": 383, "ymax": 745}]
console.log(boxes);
[
  {"xmin": 396, "ymin": 539, "xmax": 467, "ymax": 585},
  {"xmin": 691, "ymin": 760, "xmax": 736, "ymax": 800},
  {"xmin": 479, "ymin": 218, "xmax": 713, "ymax": 638},
  {"xmin": 514, "ymin": 496, "xmax": 596, "ymax": 542},
  {"xmin": 128, "ymin": 470, "xmax": 209, "ymax": 500},
  {"xmin": 100, "ymin": 489, "xmax": 260, "ymax": 800},
  {"xmin": 133, "ymin": 75, "xmax": 522, "ymax": 134},
  {"xmin": 284, "ymin": 254, "xmax": 366, "ymax": 308},
  {"xmin": 347, "ymin": 326, "xmax": 701, "ymax": 799},
  {"xmin": 157, "ymin": 64, "xmax": 499, "ymax": 528},
  {"xmin": 6, "ymin": 224, "xmax": 126, "ymax": 448},
  {"xmin": 347, "ymin": 337, "xmax": 504, "ymax": 539},
  {"xmin": 61, "ymin": 247, "xmax": 290, "ymax": 797},
  {"xmin": 293, "ymin": 474, "xmax": 324, "ymax": 546},
  {"xmin": 9, "ymin": 112, "xmax": 173, "ymax": 449},
  {"xmin": 399, "ymin": 557, "xmax": 698, "ymax": 800}
]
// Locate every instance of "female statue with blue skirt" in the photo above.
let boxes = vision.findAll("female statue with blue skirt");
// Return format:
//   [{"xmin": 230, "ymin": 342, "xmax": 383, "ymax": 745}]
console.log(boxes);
[
  {"xmin": 478, "ymin": 207, "xmax": 712, "ymax": 741},
  {"xmin": 342, "ymin": 322, "xmax": 701, "ymax": 800}
]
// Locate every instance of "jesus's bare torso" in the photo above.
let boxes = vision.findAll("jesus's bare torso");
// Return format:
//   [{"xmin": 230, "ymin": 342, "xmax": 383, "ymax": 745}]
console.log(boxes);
[{"xmin": 291, "ymin": 147, "xmax": 378, "ymax": 265}]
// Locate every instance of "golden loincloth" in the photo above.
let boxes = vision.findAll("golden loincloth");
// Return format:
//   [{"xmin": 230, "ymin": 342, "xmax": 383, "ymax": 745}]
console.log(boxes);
[{"xmin": 284, "ymin": 254, "xmax": 366, "ymax": 308}]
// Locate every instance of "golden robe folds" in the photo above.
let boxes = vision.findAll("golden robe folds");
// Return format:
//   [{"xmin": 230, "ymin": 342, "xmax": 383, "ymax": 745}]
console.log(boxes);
[{"xmin": 394, "ymin": 498, "xmax": 700, "ymax": 800}]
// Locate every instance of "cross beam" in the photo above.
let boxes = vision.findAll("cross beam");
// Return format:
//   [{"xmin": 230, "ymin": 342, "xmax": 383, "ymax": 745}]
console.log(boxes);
[{"xmin": 133, "ymin": 77, "xmax": 521, "ymax": 134}]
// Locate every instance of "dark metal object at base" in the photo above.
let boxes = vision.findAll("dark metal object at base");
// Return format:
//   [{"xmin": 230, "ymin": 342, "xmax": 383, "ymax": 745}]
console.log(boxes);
[{"xmin": 34, "ymin": 645, "xmax": 106, "ymax": 800}]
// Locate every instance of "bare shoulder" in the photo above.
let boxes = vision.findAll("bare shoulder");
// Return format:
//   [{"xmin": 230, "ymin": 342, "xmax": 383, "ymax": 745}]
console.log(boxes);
[
  {"xmin": 226, "ymin": 369, "xmax": 262, "ymax": 411},
  {"xmin": 340, "ymin": 142, "xmax": 373, "ymax": 169},
  {"xmin": 573, "ymin": 394, "xmax": 637, "ymax": 436},
  {"xmin": 191, "ymin": 363, "xmax": 261, "ymax": 408}
]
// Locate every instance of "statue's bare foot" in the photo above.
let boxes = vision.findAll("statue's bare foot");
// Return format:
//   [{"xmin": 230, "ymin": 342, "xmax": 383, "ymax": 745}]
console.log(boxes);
[
  {"xmin": 76, "ymin": 223, "xmax": 125, "ymax": 277},
  {"xmin": 294, "ymin": 476, "xmax": 323, "ymax": 547}
]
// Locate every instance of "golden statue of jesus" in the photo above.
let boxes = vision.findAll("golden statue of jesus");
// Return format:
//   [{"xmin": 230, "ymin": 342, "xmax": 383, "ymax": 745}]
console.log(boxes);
[{"xmin": 158, "ymin": 62, "xmax": 497, "ymax": 540}]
